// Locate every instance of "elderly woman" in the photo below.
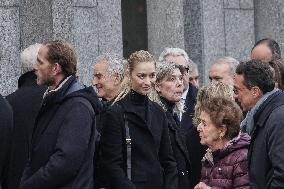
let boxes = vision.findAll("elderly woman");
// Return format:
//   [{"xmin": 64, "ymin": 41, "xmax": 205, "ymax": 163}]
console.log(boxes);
[
  {"xmin": 194, "ymin": 97, "xmax": 250, "ymax": 189},
  {"xmin": 186, "ymin": 82, "xmax": 235, "ymax": 187},
  {"xmin": 153, "ymin": 61, "xmax": 191, "ymax": 189}
]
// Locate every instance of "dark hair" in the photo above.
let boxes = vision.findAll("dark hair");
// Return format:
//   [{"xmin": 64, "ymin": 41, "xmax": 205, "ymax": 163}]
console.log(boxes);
[
  {"xmin": 269, "ymin": 59, "xmax": 284, "ymax": 89},
  {"xmin": 252, "ymin": 38, "xmax": 281, "ymax": 60},
  {"xmin": 201, "ymin": 97, "xmax": 243, "ymax": 140},
  {"xmin": 236, "ymin": 60, "xmax": 275, "ymax": 94},
  {"xmin": 43, "ymin": 40, "xmax": 77, "ymax": 76}
]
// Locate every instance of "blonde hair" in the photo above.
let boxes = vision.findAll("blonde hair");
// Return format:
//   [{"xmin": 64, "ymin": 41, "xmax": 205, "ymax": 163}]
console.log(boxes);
[
  {"xmin": 113, "ymin": 50, "xmax": 156, "ymax": 104},
  {"xmin": 193, "ymin": 82, "xmax": 234, "ymax": 125}
]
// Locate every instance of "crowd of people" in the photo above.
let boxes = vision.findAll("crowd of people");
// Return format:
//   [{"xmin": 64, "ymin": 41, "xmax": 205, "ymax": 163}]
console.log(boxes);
[{"xmin": 1, "ymin": 38, "xmax": 284, "ymax": 189}]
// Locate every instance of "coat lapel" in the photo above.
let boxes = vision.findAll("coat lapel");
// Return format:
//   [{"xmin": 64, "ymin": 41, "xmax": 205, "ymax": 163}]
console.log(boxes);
[
  {"xmin": 167, "ymin": 113, "xmax": 191, "ymax": 163},
  {"xmin": 146, "ymin": 102, "xmax": 155, "ymax": 137}
]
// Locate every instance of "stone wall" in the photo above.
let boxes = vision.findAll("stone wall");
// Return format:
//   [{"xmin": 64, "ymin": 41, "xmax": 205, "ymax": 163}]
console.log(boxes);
[
  {"xmin": 0, "ymin": 0, "xmax": 21, "ymax": 96},
  {"xmin": 0, "ymin": 0, "xmax": 122, "ymax": 96},
  {"xmin": 254, "ymin": 0, "xmax": 284, "ymax": 57},
  {"xmin": 184, "ymin": 0, "xmax": 254, "ymax": 84},
  {"xmin": 1, "ymin": 0, "xmax": 284, "ymax": 95},
  {"xmin": 147, "ymin": 0, "xmax": 185, "ymax": 57}
]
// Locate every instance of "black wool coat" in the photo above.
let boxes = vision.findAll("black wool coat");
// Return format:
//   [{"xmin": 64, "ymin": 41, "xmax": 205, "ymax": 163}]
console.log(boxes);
[
  {"xmin": 180, "ymin": 83, "xmax": 198, "ymax": 133},
  {"xmin": 101, "ymin": 90, "xmax": 178, "ymax": 189},
  {"xmin": 20, "ymin": 76, "xmax": 100, "ymax": 189},
  {"xmin": 0, "ymin": 94, "xmax": 13, "ymax": 189},
  {"xmin": 94, "ymin": 99, "xmax": 112, "ymax": 189},
  {"xmin": 249, "ymin": 90, "xmax": 284, "ymax": 189},
  {"xmin": 6, "ymin": 71, "xmax": 46, "ymax": 189},
  {"xmin": 161, "ymin": 98, "xmax": 191, "ymax": 189}
]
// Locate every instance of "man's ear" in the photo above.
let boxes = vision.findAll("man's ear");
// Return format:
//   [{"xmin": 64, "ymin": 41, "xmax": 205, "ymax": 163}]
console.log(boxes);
[
  {"xmin": 52, "ymin": 63, "xmax": 63, "ymax": 75},
  {"xmin": 251, "ymin": 86, "xmax": 263, "ymax": 98},
  {"xmin": 114, "ymin": 74, "xmax": 122, "ymax": 85}
]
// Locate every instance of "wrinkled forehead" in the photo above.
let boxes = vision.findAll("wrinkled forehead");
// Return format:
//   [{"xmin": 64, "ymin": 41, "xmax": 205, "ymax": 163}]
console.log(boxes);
[{"xmin": 93, "ymin": 60, "xmax": 109, "ymax": 73}]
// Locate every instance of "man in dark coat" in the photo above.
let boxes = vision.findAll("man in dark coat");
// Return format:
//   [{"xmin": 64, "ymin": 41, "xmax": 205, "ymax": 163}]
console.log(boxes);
[
  {"xmin": 6, "ymin": 43, "xmax": 46, "ymax": 189},
  {"xmin": 20, "ymin": 40, "xmax": 100, "ymax": 189},
  {"xmin": 92, "ymin": 53, "xmax": 125, "ymax": 189},
  {"xmin": 0, "ymin": 94, "xmax": 13, "ymax": 189},
  {"xmin": 234, "ymin": 60, "xmax": 284, "ymax": 188}
]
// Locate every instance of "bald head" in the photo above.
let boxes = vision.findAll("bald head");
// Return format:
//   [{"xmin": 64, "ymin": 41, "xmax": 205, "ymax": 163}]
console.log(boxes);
[{"xmin": 251, "ymin": 38, "xmax": 281, "ymax": 62}]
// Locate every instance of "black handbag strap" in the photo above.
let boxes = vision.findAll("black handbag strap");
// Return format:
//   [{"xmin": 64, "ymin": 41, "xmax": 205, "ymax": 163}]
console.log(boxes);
[{"xmin": 124, "ymin": 113, "xmax": 132, "ymax": 180}]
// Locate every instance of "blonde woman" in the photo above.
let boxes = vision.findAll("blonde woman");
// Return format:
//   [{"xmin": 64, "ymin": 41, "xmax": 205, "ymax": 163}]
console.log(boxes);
[{"xmin": 100, "ymin": 50, "xmax": 178, "ymax": 189}]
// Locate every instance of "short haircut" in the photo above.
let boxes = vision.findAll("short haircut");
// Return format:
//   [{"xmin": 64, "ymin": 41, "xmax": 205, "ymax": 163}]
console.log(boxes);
[
  {"xmin": 155, "ymin": 61, "xmax": 181, "ymax": 83},
  {"xmin": 236, "ymin": 60, "xmax": 275, "ymax": 94},
  {"xmin": 21, "ymin": 43, "xmax": 42, "ymax": 74},
  {"xmin": 269, "ymin": 59, "xmax": 284, "ymax": 90},
  {"xmin": 200, "ymin": 96, "xmax": 243, "ymax": 140},
  {"xmin": 187, "ymin": 61, "xmax": 198, "ymax": 74},
  {"xmin": 43, "ymin": 40, "xmax": 77, "ymax": 76},
  {"xmin": 95, "ymin": 53, "xmax": 126, "ymax": 79},
  {"xmin": 159, "ymin": 47, "xmax": 189, "ymax": 62},
  {"xmin": 252, "ymin": 38, "xmax": 281, "ymax": 59},
  {"xmin": 213, "ymin": 57, "xmax": 239, "ymax": 75},
  {"xmin": 194, "ymin": 82, "xmax": 234, "ymax": 125}
]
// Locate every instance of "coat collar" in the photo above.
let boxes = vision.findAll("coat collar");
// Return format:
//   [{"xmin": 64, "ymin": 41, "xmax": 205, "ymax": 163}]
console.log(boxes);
[
  {"xmin": 254, "ymin": 90, "xmax": 282, "ymax": 128},
  {"xmin": 120, "ymin": 90, "xmax": 155, "ymax": 135}
]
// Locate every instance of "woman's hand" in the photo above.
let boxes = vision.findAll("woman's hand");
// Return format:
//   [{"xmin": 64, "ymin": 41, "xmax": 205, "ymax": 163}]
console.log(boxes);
[{"xmin": 194, "ymin": 182, "xmax": 211, "ymax": 189}]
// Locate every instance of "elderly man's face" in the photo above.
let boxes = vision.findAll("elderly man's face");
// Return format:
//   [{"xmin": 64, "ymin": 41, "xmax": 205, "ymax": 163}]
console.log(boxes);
[
  {"xmin": 188, "ymin": 70, "xmax": 199, "ymax": 88},
  {"xmin": 92, "ymin": 60, "xmax": 120, "ymax": 101},
  {"xmin": 251, "ymin": 44, "xmax": 272, "ymax": 62},
  {"xmin": 164, "ymin": 55, "xmax": 189, "ymax": 91},
  {"xmin": 209, "ymin": 63, "xmax": 234, "ymax": 86}
]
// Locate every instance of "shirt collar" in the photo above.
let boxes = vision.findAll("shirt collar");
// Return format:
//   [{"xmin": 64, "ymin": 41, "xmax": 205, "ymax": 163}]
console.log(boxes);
[{"xmin": 182, "ymin": 88, "xmax": 188, "ymax": 100}]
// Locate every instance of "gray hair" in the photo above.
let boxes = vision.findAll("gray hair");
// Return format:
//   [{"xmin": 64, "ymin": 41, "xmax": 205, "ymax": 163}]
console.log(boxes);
[
  {"xmin": 193, "ymin": 82, "xmax": 234, "ymax": 125},
  {"xmin": 156, "ymin": 61, "xmax": 178, "ymax": 83},
  {"xmin": 187, "ymin": 60, "xmax": 198, "ymax": 74},
  {"xmin": 159, "ymin": 47, "xmax": 189, "ymax": 62},
  {"xmin": 21, "ymin": 43, "xmax": 42, "ymax": 74},
  {"xmin": 95, "ymin": 53, "xmax": 126, "ymax": 78},
  {"xmin": 150, "ymin": 61, "xmax": 183, "ymax": 113},
  {"xmin": 213, "ymin": 56, "xmax": 239, "ymax": 75}
]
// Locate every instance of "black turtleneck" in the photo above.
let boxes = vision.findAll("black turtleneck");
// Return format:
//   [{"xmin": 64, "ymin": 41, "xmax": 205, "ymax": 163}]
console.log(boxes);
[
  {"xmin": 129, "ymin": 89, "xmax": 148, "ymax": 121},
  {"xmin": 160, "ymin": 96, "xmax": 175, "ymax": 113},
  {"xmin": 160, "ymin": 96, "xmax": 180, "ymax": 125}
]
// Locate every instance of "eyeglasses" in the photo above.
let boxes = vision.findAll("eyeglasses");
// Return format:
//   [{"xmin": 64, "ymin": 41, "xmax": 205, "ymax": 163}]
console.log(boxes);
[
  {"xmin": 184, "ymin": 66, "xmax": 189, "ymax": 72},
  {"xmin": 178, "ymin": 65, "xmax": 189, "ymax": 75}
]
